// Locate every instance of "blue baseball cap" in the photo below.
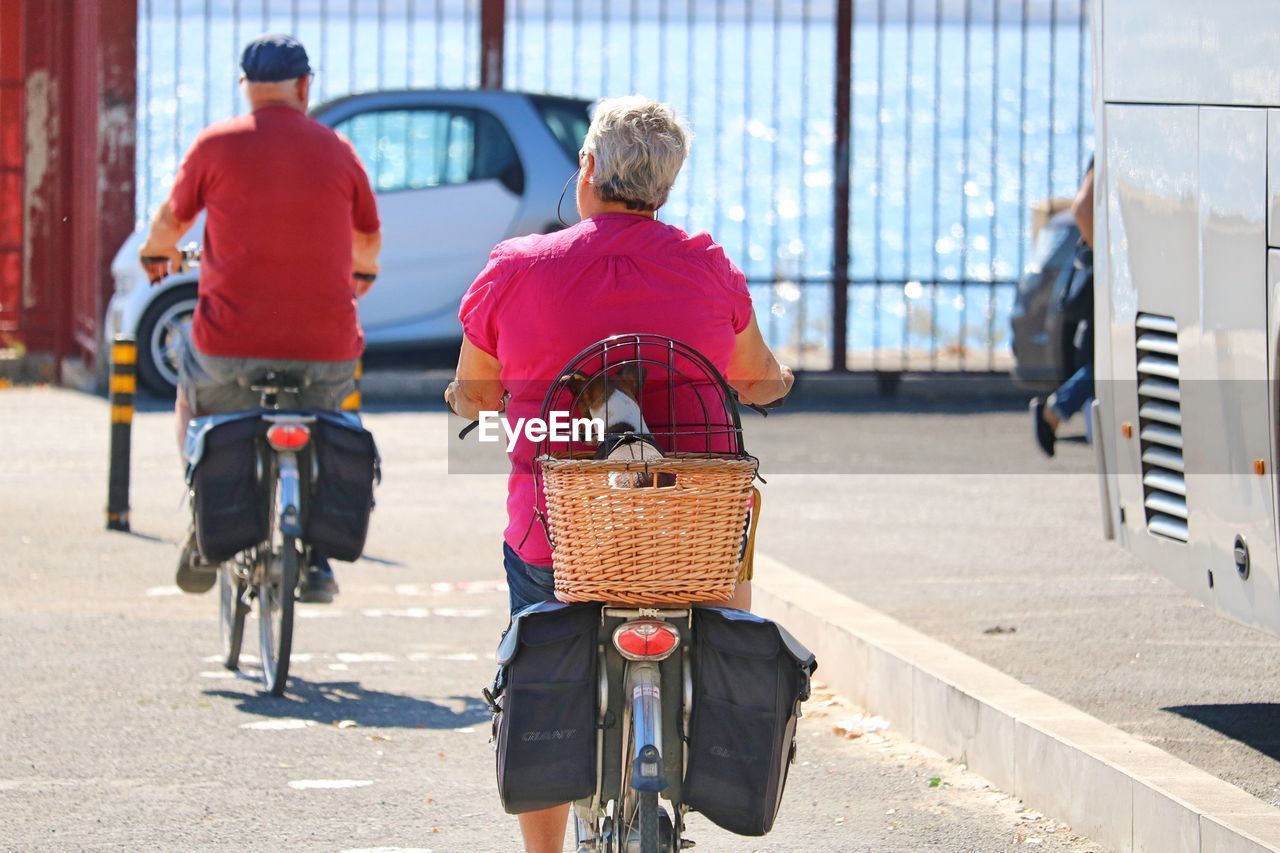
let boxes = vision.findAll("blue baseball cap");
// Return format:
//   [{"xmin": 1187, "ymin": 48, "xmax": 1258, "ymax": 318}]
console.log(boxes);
[{"xmin": 240, "ymin": 33, "xmax": 312, "ymax": 82}]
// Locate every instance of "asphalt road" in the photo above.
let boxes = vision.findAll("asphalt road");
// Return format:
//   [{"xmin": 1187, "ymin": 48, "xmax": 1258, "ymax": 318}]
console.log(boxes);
[
  {"xmin": 445, "ymin": 381, "xmax": 1280, "ymax": 807},
  {"xmin": 0, "ymin": 387, "xmax": 1100, "ymax": 852},
  {"xmin": 741, "ymin": 396, "xmax": 1280, "ymax": 808}
]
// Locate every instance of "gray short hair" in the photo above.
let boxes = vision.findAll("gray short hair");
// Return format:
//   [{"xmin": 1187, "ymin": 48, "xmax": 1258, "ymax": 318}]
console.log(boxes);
[{"xmin": 583, "ymin": 96, "xmax": 691, "ymax": 211}]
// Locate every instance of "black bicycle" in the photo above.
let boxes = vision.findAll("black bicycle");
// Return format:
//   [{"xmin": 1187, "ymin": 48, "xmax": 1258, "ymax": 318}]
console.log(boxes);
[
  {"xmin": 483, "ymin": 335, "xmax": 811, "ymax": 852},
  {"xmin": 188, "ymin": 372, "xmax": 379, "ymax": 696}
]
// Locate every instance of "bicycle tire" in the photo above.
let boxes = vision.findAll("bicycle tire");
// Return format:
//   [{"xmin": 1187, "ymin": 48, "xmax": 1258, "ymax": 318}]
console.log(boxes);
[
  {"xmin": 639, "ymin": 791, "xmax": 660, "ymax": 853},
  {"xmin": 219, "ymin": 564, "xmax": 247, "ymax": 670},
  {"xmin": 258, "ymin": 536, "xmax": 297, "ymax": 696}
]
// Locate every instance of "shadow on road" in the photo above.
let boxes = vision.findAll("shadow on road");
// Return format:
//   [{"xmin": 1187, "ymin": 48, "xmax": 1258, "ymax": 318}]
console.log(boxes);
[
  {"xmin": 205, "ymin": 678, "xmax": 489, "ymax": 729},
  {"xmin": 109, "ymin": 528, "xmax": 172, "ymax": 544},
  {"xmin": 356, "ymin": 552, "xmax": 406, "ymax": 567},
  {"xmin": 1164, "ymin": 704, "xmax": 1280, "ymax": 761}
]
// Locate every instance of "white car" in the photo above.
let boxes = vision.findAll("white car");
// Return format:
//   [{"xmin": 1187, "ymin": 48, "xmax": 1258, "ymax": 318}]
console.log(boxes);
[{"xmin": 109, "ymin": 89, "xmax": 591, "ymax": 395}]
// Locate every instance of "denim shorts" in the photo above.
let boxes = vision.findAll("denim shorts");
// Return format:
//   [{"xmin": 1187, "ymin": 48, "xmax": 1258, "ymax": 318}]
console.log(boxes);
[{"xmin": 503, "ymin": 542, "xmax": 557, "ymax": 615}]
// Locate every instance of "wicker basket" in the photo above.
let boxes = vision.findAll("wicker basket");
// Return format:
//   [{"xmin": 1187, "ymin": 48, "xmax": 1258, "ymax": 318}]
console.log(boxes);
[{"xmin": 538, "ymin": 453, "xmax": 758, "ymax": 604}]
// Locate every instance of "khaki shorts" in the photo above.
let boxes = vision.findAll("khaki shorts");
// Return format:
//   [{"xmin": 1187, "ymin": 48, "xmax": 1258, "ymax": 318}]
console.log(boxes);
[{"xmin": 179, "ymin": 339, "xmax": 357, "ymax": 415}]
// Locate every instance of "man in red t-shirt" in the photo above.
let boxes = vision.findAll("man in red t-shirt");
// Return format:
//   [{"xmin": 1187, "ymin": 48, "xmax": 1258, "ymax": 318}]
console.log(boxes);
[{"xmin": 138, "ymin": 33, "xmax": 382, "ymax": 600}]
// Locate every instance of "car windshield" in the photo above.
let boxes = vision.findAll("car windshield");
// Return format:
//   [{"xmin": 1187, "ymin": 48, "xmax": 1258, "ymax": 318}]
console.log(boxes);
[{"xmin": 530, "ymin": 96, "xmax": 591, "ymax": 161}]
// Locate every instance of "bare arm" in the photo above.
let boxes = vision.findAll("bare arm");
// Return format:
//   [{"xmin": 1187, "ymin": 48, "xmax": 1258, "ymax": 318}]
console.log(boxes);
[
  {"xmin": 1072, "ymin": 167, "xmax": 1094, "ymax": 247},
  {"xmin": 445, "ymin": 338, "xmax": 505, "ymax": 421},
  {"xmin": 137, "ymin": 201, "xmax": 195, "ymax": 283},
  {"xmin": 726, "ymin": 315, "xmax": 794, "ymax": 405},
  {"xmin": 352, "ymin": 228, "xmax": 382, "ymax": 297}
]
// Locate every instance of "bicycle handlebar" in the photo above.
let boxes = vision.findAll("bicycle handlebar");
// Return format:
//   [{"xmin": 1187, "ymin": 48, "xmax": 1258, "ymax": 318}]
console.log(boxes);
[{"xmin": 142, "ymin": 243, "xmax": 202, "ymax": 283}]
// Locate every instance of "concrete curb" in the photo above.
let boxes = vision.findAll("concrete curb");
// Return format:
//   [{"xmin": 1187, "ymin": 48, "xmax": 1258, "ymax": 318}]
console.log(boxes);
[
  {"xmin": 355, "ymin": 368, "xmax": 1033, "ymax": 404},
  {"xmin": 752, "ymin": 555, "xmax": 1280, "ymax": 852},
  {"xmin": 359, "ymin": 369, "xmax": 452, "ymax": 402},
  {"xmin": 790, "ymin": 371, "xmax": 1034, "ymax": 403}
]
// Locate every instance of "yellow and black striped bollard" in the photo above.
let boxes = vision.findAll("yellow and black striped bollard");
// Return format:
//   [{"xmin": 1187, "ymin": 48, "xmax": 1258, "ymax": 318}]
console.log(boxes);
[
  {"xmin": 106, "ymin": 336, "xmax": 136, "ymax": 532},
  {"xmin": 341, "ymin": 358, "xmax": 363, "ymax": 412}
]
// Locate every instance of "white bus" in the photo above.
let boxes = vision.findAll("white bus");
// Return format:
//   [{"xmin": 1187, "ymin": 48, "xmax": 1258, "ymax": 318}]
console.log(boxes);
[{"xmin": 1092, "ymin": 0, "xmax": 1280, "ymax": 635}]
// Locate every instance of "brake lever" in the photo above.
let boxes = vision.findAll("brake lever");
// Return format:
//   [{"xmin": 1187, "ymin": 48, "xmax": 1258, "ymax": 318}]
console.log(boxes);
[{"xmin": 458, "ymin": 420, "xmax": 480, "ymax": 440}]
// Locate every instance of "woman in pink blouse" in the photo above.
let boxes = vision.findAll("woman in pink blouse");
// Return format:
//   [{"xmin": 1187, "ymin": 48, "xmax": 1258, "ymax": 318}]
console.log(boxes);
[{"xmin": 445, "ymin": 95, "xmax": 792, "ymax": 853}]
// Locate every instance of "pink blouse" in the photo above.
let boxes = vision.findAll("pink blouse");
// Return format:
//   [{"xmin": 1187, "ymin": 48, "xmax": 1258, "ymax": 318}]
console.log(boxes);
[{"xmin": 459, "ymin": 212, "xmax": 755, "ymax": 564}]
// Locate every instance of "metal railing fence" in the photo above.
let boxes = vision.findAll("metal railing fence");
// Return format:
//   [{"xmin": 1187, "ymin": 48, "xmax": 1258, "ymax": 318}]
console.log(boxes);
[{"xmin": 136, "ymin": 0, "xmax": 1092, "ymax": 372}]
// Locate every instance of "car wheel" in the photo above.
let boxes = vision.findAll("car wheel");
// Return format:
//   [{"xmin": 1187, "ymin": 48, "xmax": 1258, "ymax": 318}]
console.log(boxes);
[{"xmin": 136, "ymin": 285, "xmax": 197, "ymax": 397}]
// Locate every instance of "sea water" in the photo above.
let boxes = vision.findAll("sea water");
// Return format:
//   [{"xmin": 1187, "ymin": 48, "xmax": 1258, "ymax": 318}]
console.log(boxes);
[{"xmin": 136, "ymin": 1, "xmax": 1092, "ymax": 366}]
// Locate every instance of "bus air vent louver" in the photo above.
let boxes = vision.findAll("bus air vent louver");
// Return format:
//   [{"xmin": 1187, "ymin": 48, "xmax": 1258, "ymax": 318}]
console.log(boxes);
[{"xmin": 1135, "ymin": 313, "xmax": 1187, "ymax": 543}]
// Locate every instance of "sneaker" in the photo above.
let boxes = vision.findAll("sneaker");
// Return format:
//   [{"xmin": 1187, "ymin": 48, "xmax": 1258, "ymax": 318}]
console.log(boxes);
[
  {"xmin": 1030, "ymin": 397, "xmax": 1056, "ymax": 458},
  {"xmin": 175, "ymin": 530, "xmax": 218, "ymax": 593},
  {"xmin": 298, "ymin": 553, "xmax": 339, "ymax": 604}
]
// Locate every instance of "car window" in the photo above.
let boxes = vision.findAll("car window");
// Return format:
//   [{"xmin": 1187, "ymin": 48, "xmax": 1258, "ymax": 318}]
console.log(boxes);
[
  {"xmin": 530, "ymin": 96, "xmax": 591, "ymax": 162},
  {"xmin": 334, "ymin": 107, "xmax": 524, "ymax": 195}
]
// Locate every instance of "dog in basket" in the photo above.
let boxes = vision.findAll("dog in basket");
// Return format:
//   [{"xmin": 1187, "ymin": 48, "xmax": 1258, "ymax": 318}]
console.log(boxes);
[{"xmin": 563, "ymin": 365, "xmax": 676, "ymax": 489}]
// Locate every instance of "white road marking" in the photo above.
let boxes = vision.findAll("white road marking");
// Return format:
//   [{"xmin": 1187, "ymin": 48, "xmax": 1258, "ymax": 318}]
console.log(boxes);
[
  {"xmin": 240, "ymin": 719, "xmax": 314, "ymax": 731},
  {"xmin": 392, "ymin": 583, "xmax": 427, "ymax": 596},
  {"xmin": 144, "ymin": 585, "xmax": 182, "ymax": 597},
  {"xmin": 335, "ymin": 652, "xmax": 397, "ymax": 663},
  {"xmin": 403, "ymin": 651, "xmax": 482, "ymax": 663},
  {"xmin": 198, "ymin": 670, "xmax": 235, "ymax": 680},
  {"xmin": 429, "ymin": 579, "xmax": 507, "ymax": 594},
  {"xmin": 343, "ymin": 848, "xmax": 433, "ymax": 852},
  {"xmin": 296, "ymin": 608, "xmax": 346, "ymax": 619},
  {"xmin": 362, "ymin": 608, "xmax": 431, "ymax": 619},
  {"xmin": 288, "ymin": 779, "xmax": 373, "ymax": 790},
  {"xmin": 328, "ymin": 663, "xmax": 350, "ymax": 671},
  {"xmin": 431, "ymin": 607, "xmax": 492, "ymax": 618}
]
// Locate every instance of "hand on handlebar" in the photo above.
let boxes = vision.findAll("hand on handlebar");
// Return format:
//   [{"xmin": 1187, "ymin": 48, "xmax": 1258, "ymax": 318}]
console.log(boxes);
[
  {"xmin": 773, "ymin": 365, "xmax": 795, "ymax": 405},
  {"xmin": 140, "ymin": 242, "xmax": 199, "ymax": 285},
  {"xmin": 352, "ymin": 271, "xmax": 377, "ymax": 298},
  {"xmin": 740, "ymin": 366, "xmax": 794, "ymax": 416},
  {"xmin": 139, "ymin": 249, "xmax": 180, "ymax": 284},
  {"xmin": 758, "ymin": 366, "xmax": 795, "ymax": 409}
]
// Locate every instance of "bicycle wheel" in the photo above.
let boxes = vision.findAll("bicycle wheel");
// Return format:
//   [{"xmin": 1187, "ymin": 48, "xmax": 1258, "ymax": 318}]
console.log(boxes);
[
  {"xmin": 638, "ymin": 791, "xmax": 660, "ymax": 853},
  {"xmin": 258, "ymin": 536, "xmax": 297, "ymax": 696},
  {"xmin": 219, "ymin": 563, "xmax": 247, "ymax": 670}
]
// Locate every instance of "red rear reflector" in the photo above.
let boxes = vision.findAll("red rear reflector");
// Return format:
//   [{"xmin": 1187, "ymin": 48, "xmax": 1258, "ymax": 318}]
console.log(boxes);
[
  {"xmin": 612, "ymin": 620, "xmax": 680, "ymax": 661},
  {"xmin": 266, "ymin": 423, "xmax": 311, "ymax": 451}
]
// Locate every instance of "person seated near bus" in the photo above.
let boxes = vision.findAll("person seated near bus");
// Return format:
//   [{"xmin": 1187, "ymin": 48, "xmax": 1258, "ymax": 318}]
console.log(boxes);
[
  {"xmin": 1031, "ymin": 159, "xmax": 1094, "ymax": 457},
  {"xmin": 444, "ymin": 95, "xmax": 792, "ymax": 853},
  {"xmin": 137, "ymin": 34, "xmax": 382, "ymax": 600}
]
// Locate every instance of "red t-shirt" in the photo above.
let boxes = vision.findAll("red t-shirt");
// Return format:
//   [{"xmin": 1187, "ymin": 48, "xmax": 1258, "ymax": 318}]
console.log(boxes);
[
  {"xmin": 168, "ymin": 105, "xmax": 380, "ymax": 361},
  {"xmin": 459, "ymin": 212, "xmax": 756, "ymax": 564}
]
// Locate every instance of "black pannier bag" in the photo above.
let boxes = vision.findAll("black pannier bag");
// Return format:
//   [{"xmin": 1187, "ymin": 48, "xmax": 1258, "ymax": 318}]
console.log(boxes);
[
  {"xmin": 187, "ymin": 413, "xmax": 270, "ymax": 563},
  {"xmin": 306, "ymin": 413, "xmax": 380, "ymax": 562},
  {"xmin": 487, "ymin": 602, "xmax": 600, "ymax": 814},
  {"xmin": 683, "ymin": 607, "xmax": 817, "ymax": 836}
]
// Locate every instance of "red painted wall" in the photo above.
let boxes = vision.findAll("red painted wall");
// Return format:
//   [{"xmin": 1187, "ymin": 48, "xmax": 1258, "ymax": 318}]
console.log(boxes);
[
  {"xmin": 0, "ymin": 0, "xmax": 24, "ymax": 344},
  {"xmin": 0, "ymin": 0, "xmax": 135, "ymax": 371}
]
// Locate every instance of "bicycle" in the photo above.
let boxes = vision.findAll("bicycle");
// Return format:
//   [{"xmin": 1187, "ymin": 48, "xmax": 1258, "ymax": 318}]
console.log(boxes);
[
  {"xmin": 189, "ymin": 372, "xmax": 379, "ymax": 696},
  {"xmin": 485, "ymin": 335, "xmax": 812, "ymax": 853},
  {"xmin": 196, "ymin": 373, "xmax": 312, "ymax": 695}
]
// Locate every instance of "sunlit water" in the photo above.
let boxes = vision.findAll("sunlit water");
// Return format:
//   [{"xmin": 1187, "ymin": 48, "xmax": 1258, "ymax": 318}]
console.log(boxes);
[{"xmin": 137, "ymin": 1, "xmax": 1092, "ymax": 366}]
